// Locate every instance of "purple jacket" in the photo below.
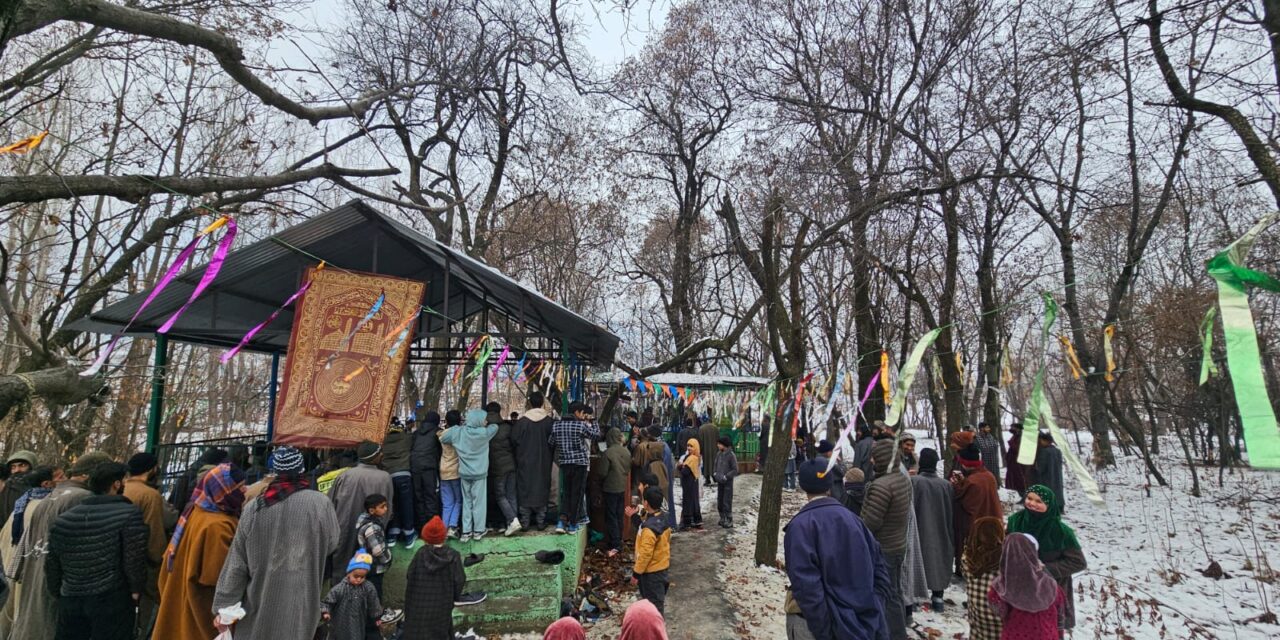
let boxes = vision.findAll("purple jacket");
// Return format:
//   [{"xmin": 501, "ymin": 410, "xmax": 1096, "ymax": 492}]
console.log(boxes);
[{"xmin": 784, "ymin": 497, "xmax": 890, "ymax": 640}]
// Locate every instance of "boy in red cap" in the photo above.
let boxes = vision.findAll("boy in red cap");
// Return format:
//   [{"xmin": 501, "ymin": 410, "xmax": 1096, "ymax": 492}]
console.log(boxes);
[{"xmin": 403, "ymin": 517, "xmax": 483, "ymax": 640}]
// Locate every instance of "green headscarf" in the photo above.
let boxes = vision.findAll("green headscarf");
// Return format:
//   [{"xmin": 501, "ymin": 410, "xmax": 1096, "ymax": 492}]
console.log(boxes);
[{"xmin": 1006, "ymin": 484, "xmax": 1080, "ymax": 553}]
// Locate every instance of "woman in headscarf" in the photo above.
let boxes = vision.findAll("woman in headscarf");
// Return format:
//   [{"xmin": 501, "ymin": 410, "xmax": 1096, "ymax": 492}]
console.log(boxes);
[
  {"xmin": 677, "ymin": 439, "xmax": 702, "ymax": 530},
  {"xmin": 963, "ymin": 517, "xmax": 1005, "ymax": 640},
  {"xmin": 542, "ymin": 616, "xmax": 586, "ymax": 640},
  {"xmin": 620, "ymin": 598, "xmax": 668, "ymax": 640},
  {"xmin": 1005, "ymin": 484, "xmax": 1086, "ymax": 633},
  {"xmin": 988, "ymin": 533, "xmax": 1065, "ymax": 639},
  {"xmin": 154, "ymin": 464, "xmax": 246, "ymax": 640}
]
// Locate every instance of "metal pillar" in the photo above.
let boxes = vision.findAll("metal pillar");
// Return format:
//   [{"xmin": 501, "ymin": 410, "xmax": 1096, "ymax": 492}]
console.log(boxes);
[
  {"xmin": 145, "ymin": 333, "xmax": 169, "ymax": 453},
  {"xmin": 267, "ymin": 352, "xmax": 281, "ymax": 442},
  {"xmin": 481, "ymin": 357, "xmax": 490, "ymax": 406}
]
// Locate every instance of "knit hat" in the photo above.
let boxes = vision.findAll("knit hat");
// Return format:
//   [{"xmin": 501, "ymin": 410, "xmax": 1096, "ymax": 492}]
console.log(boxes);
[
  {"xmin": 958, "ymin": 445, "xmax": 984, "ymax": 469},
  {"xmin": 126, "ymin": 452, "xmax": 158, "ymax": 476},
  {"xmin": 68, "ymin": 451, "xmax": 111, "ymax": 477},
  {"xmin": 843, "ymin": 467, "xmax": 865, "ymax": 484},
  {"xmin": 918, "ymin": 448, "xmax": 940, "ymax": 473},
  {"xmin": 347, "ymin": 549, "xmax": 373, "ymax": 573},
  {"xmin": 797, "ymin": 459, "xmax": 832, "ymax": 494},
  {"xmin": 421, "ymin": 516, "xmax": 446, "ymax": 545},
  {"xmin": 356, "ymin": 440, "xmax": 382, "ymax": 462},
  {"xmin": 269, "ymin": 446, "xmax": 305, "ymax": 474},
  {"xmin": 5, "ymin": 450, "xmax": 38, "ymax": 468},
  {"xmin": 900, "ymin": 433, "xmax": 916, "ymax": 444},
  {"xmin": 950, "ymin": 431, "xmax": 975, "ymax": 450},
  {"xmin": 817, "ymin": 440, "xmax": 834, "ymax": 454},
  {"xmin": 718, "ymin": 436, "xmax": 733, "ymax": 448}
]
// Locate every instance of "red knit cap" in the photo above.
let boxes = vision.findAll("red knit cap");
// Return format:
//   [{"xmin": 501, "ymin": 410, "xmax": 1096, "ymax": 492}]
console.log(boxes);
[{"xmin": 421, "ymin": 516, "xmax": 446, "ymax": 545}]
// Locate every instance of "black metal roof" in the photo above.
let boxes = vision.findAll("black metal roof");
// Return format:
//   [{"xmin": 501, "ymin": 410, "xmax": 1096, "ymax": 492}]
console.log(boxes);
[{"xmin": 64, "ymin": 199, "xmax": 620, "ymax": 365}]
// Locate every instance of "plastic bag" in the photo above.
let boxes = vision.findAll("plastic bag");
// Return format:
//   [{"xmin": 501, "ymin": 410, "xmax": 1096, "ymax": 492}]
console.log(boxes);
[{"xmin": 214, "ymin": 602, "xmax": 246, "ymax": 640}]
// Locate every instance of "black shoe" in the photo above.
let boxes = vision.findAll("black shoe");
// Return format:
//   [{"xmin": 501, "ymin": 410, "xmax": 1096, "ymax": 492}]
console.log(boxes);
[
  {"xmin": 463, "ymin": 553, "xmax": 485, "ymax": 568},
  {"xmin": 537, "ymin": 522, "xmax": 549, "ymax": 531},
  {"xmin": 454, "ymin": 592, "xmax": 487, "ymax": 607}
]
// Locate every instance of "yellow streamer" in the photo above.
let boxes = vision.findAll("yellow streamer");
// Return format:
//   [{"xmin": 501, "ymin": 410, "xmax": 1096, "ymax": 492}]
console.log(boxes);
[
  {"xmin": 1058, "ymin": 335, "xmax": 1085, "ymax": 379},
  {"xmin": 1103, "ymin": 325, "xmax": 1116, "ymax": 382},
  {"xmin": 954, "ymin": 352, "xmax": 964, "ymax": 388},
  {"xmin": 199, "ymin": 215, "xmax": 230, "ymax": 236},
  {"xmin": 879, "ymin": 351, "xmax": 892, "ymax": 406},
  {"xmin": 1001, "ymin": 347, "xmax": 1014, "ymax": 385},
  {"xmin": 0, "ymin": 131, "xmax": 48, "ymax": 155}
]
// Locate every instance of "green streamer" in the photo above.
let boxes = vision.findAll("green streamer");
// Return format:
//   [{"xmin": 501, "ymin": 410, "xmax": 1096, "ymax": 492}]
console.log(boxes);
[
  {"xmin": 1018, "ymin": 292, "xmax": 1058, "ymax": 466},
  {"xmin": 1199, "ymin": 307, "xmax": 1218, "ymax": 385},
  {"xmin": 468, "ymin": 339, "xmax": 496, "ymax": 378},
  {"xmin": 1031, "ymin": 392, "xmax": 1105, "ymax": 506},
  {"xmin": 1206, "ymin": 213, "xmax": 1280, "ymax": 469},
  {"xmin": 884, "ymin": 327, "xmax": 943, "ymax": 427}
]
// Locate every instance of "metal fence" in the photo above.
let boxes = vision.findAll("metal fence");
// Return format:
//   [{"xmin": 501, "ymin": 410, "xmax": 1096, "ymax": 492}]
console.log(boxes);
[{"xmin": 155, "ymin": 434, "xmax": 268, "ymax": 494}]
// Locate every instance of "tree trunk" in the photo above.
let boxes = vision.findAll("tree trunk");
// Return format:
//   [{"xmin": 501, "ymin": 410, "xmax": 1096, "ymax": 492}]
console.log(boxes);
[{"xmin": 753, "ymin": 398, "xmax": 792, "ymax": 566}]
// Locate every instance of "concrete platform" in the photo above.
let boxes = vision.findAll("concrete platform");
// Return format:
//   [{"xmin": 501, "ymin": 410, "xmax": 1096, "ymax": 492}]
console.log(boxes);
[{"xmin": 381, "ymin": 528, "xmax": 586, "ymax": 634}]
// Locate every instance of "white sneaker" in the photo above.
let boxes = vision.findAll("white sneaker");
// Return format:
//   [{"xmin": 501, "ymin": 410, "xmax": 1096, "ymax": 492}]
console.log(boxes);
[
  {"xmin": 504, "ymin": 518, "xmax": 521, "ymax": 536},
  {"xmin": 474, "ymin": 529, "xmax": 487, "ymax": 541},
  {"xmin": 379, "ymin": 608, "xmax": 404, "ymax": 624},
  {"xmin": 447, "ymin": 527, "xmax": 459, "ymax": 540},
  {"xmin": 388, "ymin": 538, "xmax": 398, "ymax": 549}
]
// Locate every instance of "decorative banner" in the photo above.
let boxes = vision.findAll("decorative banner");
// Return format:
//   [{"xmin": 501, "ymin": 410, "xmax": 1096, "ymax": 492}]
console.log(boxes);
[
  {"xmin": 83, "ymin": 216, "xmax": 234, "ymax": 377},
  {"xmin": 1019, "ymin": 293, "xmax": 1058, "ymax": 465},
  {"xmin": 1058, "ymin": 335, "xmax": 1085, "ymax": 379},
  {"xmin": 879, "ymin": 351, "xmax": 892, "ymax": 406},
  {"xmin": 1206, "ymin": 213, "xmax": 1280, "ymax": 469},
  {"xmin": 884, "ymin": 327, "xmax": 944, "ymax": 427},
  {"xmin": 1103, "ymin": 325, "xmax": 1117, "ymax": 382},
  {"xmin": 822, "ymin": 370, "xmax": 881, "ymax": 477},
  {"xmin": 0, "ymin": 131, "xmax": 48, "ymax": 154},
  {"xmin": 1022, "ymin": 293, "xmax": 1104, "ymax": 505},
  {"xmin": 220, "ymin": 269, "xmax": 319, "ymax": 363},
  {"xmin": 791, "ymin": 373, "xmax": 815, "ymax": 438},
  {"xmin": 1199, "ymin": 307, "xmax": 1218, "ymax": 385},
  {"xmin": 274, "ymin": 268, "xmax": 425, "ymax": 448}
]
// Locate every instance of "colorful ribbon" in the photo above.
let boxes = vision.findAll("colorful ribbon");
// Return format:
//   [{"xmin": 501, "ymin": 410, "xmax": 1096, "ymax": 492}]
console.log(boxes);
[
  {"xmin": 1001, "ymin": 346, "xmax": 1014, "ymax": 385},
  {"xmin": 1198, "ymin": 307, "xmax": 1218, "ymax": 385},
  {"xmin": 1206, "ymin": 213, "xmax": 1280, "ymax": 468},
  {"xmin": 953, "ymin": 351, "xmax": 965, "ymax": 387},
  {"xmin": 0, "ymin": 131, "xmax": 48, "ymax": 155},
  {"xmin": 884, "ymin": 328, "xmax": 943, "ymax": 427},
  {"xmin": 383, "ymin": 309, "xmax": 421, "ymax": 358},
  {"xmin": 1103, "ymin": 325, "xmax": 1116, "ymax": 382},
  {"xmin": 489, "ymin": 345, "xmax": 511, "ymax": 385},
  {"xmin": 1058, "ymin": 335, "xmax": 1085, "ymax": 380},
  {"xmin": 325, "ymin": 291, "xmax": 385, "ymax": 369},
  {"xmin": 791, "ymin": 374, "xmax": 815, "ymax": 438},
  {"xmin": 83, "ymin": 216, "xmax": 234, "ymax": 377},
  {"xmin": 159, "ymin": 217, "xmax": 237, "ymax": 334},
  {"xmin": 1021, "ymin": 293, "xmax": 1105, "ymax": 505},
  {"xmin": 220, "ymin": 270, "xmax": 318, "ymax": 363},
  {"xmin": 879, "ymin": 351, "xmax": 892, "ymax": 406},
  {"xmin": 821, "ymin": 369, "xmax": 881, "ymax": 478}
]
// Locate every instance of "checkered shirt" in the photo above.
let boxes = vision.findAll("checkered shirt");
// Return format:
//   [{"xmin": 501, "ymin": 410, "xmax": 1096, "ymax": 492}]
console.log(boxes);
[{"xmin": 549, "ymin": 419, "xmax": 601, "ymax": 466}]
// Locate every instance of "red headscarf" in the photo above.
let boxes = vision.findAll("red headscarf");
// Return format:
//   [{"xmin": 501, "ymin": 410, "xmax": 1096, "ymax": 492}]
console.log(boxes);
[
  {"xmin": 542, "ymin": 616, "xmax": 585, "ymax": 640},
  {"xmin": 620, "ymin": 599, "xmax": 668, "ymax": 640}
]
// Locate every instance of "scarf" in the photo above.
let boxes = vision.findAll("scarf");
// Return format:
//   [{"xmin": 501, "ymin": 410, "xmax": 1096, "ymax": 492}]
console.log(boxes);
[
  {"xmin": 679, "ymin": 439, "xmax": 701, "ymax": 479},
  {"xmin": 260, "ymin": 471, "xmax": 310, "ymax": 508},
  {"xmin": 1006, "ymin": 484, "xmax": 1080, "ymax": 554},
  {"xmin": 992, "ymin": 532, "xmax": 1060, "ymax": 612},
  {"xmin": 10, "ymin": 486, "xmax": 52, "ymax": 545},
  {"xmin": 963, "ymin": 515, "xmax": 1005, "ymax": 576},
  {"xmin": 619, "ymin": 598, "xmax": 668, "ymax": 640},
  {"xmin": 165, "ymin": 463, "xmax": 245, "ymax": 571},
  {"xmin": 542, "ymin": 616, "xmax": 586, "ymax": 640}
]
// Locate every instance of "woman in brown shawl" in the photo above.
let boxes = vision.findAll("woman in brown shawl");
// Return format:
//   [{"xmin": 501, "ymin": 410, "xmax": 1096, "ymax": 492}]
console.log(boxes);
[{"xmin": 154, "ymin": 464, "xmax": 245, "ymax": 640}]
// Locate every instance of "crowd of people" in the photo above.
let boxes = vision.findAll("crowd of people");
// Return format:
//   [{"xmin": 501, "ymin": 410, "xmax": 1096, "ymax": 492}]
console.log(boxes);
[
  {"xmin": 783, "ymin": 420, "xmax": 1083, "ymax": 640},
  {"xmin": 0, "ymin": 395, "xmax": 1077, "ymax": 640}
]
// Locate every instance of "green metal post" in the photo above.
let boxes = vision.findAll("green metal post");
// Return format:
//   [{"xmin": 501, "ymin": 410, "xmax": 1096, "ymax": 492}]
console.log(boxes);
[{"xmin": 146, "ymin": 333, "xmax": 169, "ymax": 453}]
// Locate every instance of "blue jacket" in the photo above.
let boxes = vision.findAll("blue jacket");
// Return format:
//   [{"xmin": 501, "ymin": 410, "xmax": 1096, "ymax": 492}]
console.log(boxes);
[
  {"xmin": 784, "ymin": 497, "xmax": 890, "ymax": 640},
  {"xmin": 440, "ymin": 410, "xmax": 498, "ymax": 478}
]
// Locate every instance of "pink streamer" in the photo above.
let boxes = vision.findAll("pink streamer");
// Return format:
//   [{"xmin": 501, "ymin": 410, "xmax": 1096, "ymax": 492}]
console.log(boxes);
[
  {"xmin": 220, "ymin": 279, "xmax": 311, "ymax": 363},
  {"xmin": 82, "ymin": 218, "xmax": 233, "ymax": 377},
  {"xmin": 823, "ymin": 370, "xmax": 882, "ymax": 477},
  {"xmin": 489, "ymin": 345, "xmax": 511, "ymax": 385},
  {"xmin": 159, "ymin": 218, "xmax": 238, "ymax": 333}
]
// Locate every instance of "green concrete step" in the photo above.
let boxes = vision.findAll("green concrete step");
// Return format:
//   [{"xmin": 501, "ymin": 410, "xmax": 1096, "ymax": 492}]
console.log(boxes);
[
  {"xmin": 462, "ymin": 566, "xmax": 562, "ymax": 599},
  {"xmin": 451, "ymin": 594, "xmax": 562, "ymax": 635}
]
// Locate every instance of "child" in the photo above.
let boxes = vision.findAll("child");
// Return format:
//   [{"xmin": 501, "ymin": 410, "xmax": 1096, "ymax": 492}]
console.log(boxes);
[
  {"xmin": 355, "ymin": 494, "xmax": 392, "ymax": 596},
  {"xmin": 964, "ymin": 516, "xmax": 1005, "ymax": 640},
  {"xmin": 439, "ymin": 409, "xmax": 497, "ymax": 542},
  {"xmin": 321, "ymin": 550, "xmax": 388, "ymax": 640},
  {"xmin": 677, "ymin": 439, "xmax": 702, "ymax": 531},
  {"xmin": 842, "ymin": 468, "xmax": 866, "ymax": 515},
  {"xmin": 988, "ymin": 533, "xmax": 1064, "ymax": 639},
  {"xmin": 439, "ymin": 410, "xmax": 463, "ymax": 539},
  {"xmin": 632, "ymin": 487, "xmax": 671, "ymax": 616},
  {"xmin": 404, "ymin": 516, "xmax": 482, "ymax": 640},
  {"xmin": 600, "ymin": 428, "xmax": 632, "ymax": 556},
  {"xmin": 713, "ymin": 437, "xmax": 738, "ymax": 528}
]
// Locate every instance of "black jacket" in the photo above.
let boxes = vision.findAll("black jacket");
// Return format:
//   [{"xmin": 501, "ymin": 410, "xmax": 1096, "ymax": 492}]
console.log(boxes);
[
  {"xmin": 403, "ymin": 545, "xmax": 465, "ymax": 640},
  {"xmin": 410, "ymin": 423, "xmax": 443, "ymax": 472},
  {"xmin": 487, "ymin": 411, "xmax": 517, "ymax": 477},
  {"xmin": 46, "ymin": 494, "xmax": 148, "ymax": 598}
]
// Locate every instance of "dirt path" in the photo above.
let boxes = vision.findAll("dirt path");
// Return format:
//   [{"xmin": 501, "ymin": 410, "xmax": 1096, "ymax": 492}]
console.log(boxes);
[{"xmin": 662, "ymin": 487, "xmax": 739, "ymax": 640}]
